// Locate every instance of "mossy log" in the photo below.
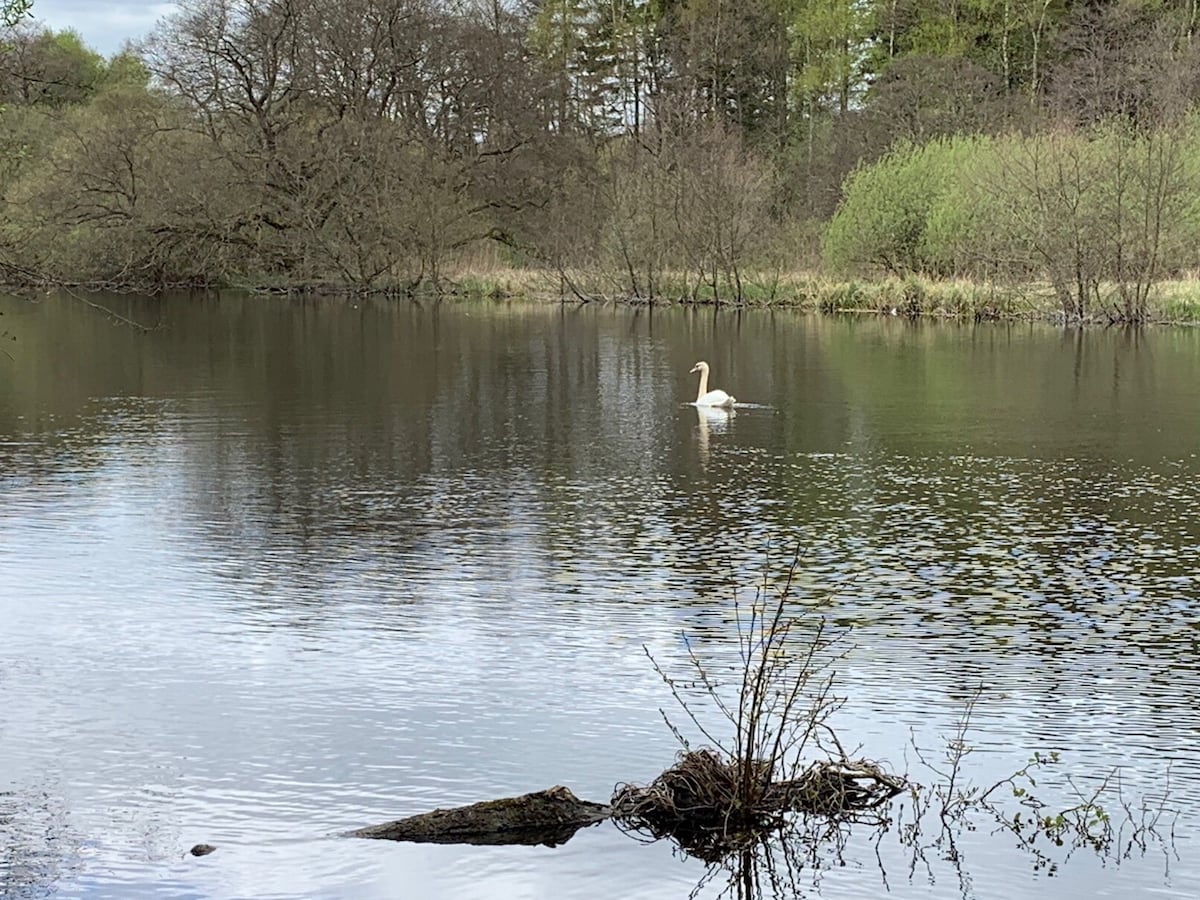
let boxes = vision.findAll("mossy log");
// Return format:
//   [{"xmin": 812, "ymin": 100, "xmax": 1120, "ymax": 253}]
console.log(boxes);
[{"xmin": 350, "ymin": 786, "xmax": 611, "ymax": 847}]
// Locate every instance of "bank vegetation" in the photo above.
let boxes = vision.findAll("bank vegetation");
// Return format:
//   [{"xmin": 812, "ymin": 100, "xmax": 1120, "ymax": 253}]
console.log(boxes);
[{"xmin": 4, "ymin": 0, "xmax": 1200, "ymax": 322}]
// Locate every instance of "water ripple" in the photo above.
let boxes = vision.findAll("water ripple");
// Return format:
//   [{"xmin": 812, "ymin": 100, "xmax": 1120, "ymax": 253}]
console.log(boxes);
[{"xmin": 2, "ymin": 298, "xmax": 1198, "ymax": 899}]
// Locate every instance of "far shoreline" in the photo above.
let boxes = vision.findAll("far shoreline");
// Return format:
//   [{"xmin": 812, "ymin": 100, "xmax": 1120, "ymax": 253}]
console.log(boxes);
[{"xmin": 7, "ymin": 270, "xmax": 1200, "ymax": 327}]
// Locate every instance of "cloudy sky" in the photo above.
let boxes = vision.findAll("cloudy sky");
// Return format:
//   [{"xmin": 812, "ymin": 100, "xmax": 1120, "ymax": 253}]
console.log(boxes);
[{"xmin": 31, "ymin": 1, "xmax": 177, "ymax": 55}]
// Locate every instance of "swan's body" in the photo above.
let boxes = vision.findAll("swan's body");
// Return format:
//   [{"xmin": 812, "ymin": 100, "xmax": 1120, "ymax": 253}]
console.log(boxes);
[{"xmin": 690, "ymin": 361, "xmax": 736, "ymax": 408}]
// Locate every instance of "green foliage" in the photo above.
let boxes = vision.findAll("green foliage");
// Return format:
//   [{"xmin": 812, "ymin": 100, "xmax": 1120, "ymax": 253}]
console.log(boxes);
[
  {"xmin": 824, "ymin": 117, "xmax": 1200, "ymax": 320},
  {"xmin": 4, "ymin": 0, "xmax": 1200, "ymax": 320},
  {"xmin": 31, "ymin": 29, "xmax": 103, "ymax": 104},
  {"xmin": 823, "ymin": 137, "xmax": 980, "ymax": 275},
  {"xmin": 3, "ymin": 84, "xmax": 203, "ymax": 286},
  {"xmin": 791, "ymin": 0, "xmax": 871, "ymax": 113},
  {"xmin": 867, "ymin": 0, "xmax": 1073, "ymax": 97},
  {"xmin": 922, "ymin": 135, "xmax": 1004, "ymax": 277},
  {"xmin": 0, "ymin": 26, "xmax": 129, "ymax": 107},
  {"xmin": 0, "ymin": 103, "xmax": 56, "ymax": 189},
  {"xmin": 529, "ymin": 0, "xmax": 648, "ymax": 133},
  {"xmin": 101, "ymin": 51, "xmax": 151, "ymax": 90}
]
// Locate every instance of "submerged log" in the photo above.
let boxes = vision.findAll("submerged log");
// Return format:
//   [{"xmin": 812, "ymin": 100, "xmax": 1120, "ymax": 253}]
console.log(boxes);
[{"xmin": 350, "ymin": 786, "xmax": 611, "ymax": 847}]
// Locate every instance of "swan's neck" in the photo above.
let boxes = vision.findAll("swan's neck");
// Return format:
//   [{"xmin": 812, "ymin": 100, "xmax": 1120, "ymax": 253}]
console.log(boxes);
[{"xmin": 696, "ymin": 367, "xmax": 709, "ymax": 402}]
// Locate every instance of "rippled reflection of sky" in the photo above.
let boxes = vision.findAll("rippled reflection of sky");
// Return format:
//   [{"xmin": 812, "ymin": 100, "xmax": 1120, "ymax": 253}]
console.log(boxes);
[{"xmin": 31, "ymin": 0, "xmax": 175, "ymax": 54}]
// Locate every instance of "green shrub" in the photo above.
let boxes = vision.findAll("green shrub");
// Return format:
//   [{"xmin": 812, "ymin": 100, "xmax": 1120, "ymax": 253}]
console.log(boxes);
[{"xmin": 823, "ymin": 136, "xmax": 983, "ymax": 276}]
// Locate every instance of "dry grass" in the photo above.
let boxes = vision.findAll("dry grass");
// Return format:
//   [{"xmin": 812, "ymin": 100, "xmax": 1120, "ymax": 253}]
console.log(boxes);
[{"xmin": 434, "ymin": 263, "xmax": 1200, "ymax": 324}]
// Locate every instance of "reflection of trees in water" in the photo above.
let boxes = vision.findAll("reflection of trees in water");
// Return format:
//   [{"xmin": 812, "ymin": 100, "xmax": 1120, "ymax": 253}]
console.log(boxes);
[
  {"xmin": 619, "ymin": 587, "xmax": 1180, "ymax": 900},
  {"xmin": 675, "ymin": 775, "xmax": 1175, "ymax": 900},
  {"xmin": 0, "ymin": 785, "xmax": 77, "ymax": 899},
  {"xmin": 6, "ymin": 296, "xmax": 1200, "ymax": 663}
]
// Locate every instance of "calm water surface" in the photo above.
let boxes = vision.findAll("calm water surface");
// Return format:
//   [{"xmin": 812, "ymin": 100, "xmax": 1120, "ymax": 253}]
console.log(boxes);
[{"xmin": 1, "ymin": 293, "xmax": 1198, "ymax": 899}]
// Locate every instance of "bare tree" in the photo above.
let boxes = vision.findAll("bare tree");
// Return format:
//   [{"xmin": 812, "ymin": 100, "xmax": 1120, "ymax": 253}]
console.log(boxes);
[
  {"xmin": 0, "ymin": 0, "xmax": 30, "ymax": 28},
  {"xmin": 1047, "ymin": 3, "xmax": 1200, "ymax": 127}
]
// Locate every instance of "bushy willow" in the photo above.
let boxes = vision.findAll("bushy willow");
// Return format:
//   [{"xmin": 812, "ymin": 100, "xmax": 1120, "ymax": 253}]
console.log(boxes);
[
  {"xmin": 822, "ymin": 136, "xmax": 981, "ymax": 277},
  {"xmin": 824, "ymin": 118, "xmax": 1200, "ymax": 320}
]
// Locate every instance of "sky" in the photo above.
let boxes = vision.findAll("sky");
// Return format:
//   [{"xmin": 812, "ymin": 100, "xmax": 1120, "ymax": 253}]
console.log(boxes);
[{"xmin": 30, "ymin": 1, "xmax": 177, "ymax": 56}]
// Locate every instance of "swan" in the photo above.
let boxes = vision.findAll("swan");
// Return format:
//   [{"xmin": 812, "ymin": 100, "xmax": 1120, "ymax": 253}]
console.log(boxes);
[{"xmin": 689, "ymin": 361, "xmax": 736, "ymax": 408}]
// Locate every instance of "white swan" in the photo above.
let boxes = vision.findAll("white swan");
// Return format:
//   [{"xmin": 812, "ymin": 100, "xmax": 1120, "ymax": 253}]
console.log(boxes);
[{"xmin": 689, "ymin": 361, "xmax": 736, "ymax": 408}]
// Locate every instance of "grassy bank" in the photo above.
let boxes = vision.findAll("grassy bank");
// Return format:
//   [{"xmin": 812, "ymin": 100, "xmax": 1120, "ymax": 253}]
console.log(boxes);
[
  {"xmin": 434, "ymin": 268, "xmax": 1200, "ymax": 325},
  {"xmin": 12, "ymin": 266, "xmax": 1200, "ymax": 325}
]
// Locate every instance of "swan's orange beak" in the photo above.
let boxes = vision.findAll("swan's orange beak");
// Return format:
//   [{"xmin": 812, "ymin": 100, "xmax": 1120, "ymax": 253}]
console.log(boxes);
[{"xmin": 689, "ymin": 364, "xmax": 700, "ymax": 373}]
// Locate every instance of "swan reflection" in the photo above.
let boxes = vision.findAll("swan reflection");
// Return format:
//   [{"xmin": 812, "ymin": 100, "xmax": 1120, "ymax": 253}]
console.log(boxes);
[{"xmin": 695, "ymin": 404, "xmax": 734, "ymax": 466}]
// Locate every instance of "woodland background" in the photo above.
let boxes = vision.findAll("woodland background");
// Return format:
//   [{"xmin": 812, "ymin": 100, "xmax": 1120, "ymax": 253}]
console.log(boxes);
[{"xmin": 3, "ymin": 0, "xmax": 1200, "ymax": 320}]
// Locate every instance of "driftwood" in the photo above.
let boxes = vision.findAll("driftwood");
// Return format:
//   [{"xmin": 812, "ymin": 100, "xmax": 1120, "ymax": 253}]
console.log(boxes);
[
  {"xmin": 346, "ymin": 757, "xmax": 902, "ymax": 856},
  {"xmin": 349, "ymin": 786, "xmax": 610, "ymax": 847}
]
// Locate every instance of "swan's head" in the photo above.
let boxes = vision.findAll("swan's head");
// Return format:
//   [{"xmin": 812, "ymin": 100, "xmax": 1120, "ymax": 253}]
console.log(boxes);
[{"xmin": 689, "ymin": 361, "xmax": 709, "ymax": 374}]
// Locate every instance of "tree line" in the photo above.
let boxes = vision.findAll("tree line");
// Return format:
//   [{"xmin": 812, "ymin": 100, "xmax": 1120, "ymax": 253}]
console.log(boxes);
[{"xmin": 1, "ymin": 0, "xmax": 1200, "ymax": 318}]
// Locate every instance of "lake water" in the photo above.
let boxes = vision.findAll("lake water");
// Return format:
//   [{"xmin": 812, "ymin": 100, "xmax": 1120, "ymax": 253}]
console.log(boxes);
[{"xmin": 1, "ymin": 292, "xmax": 1198, "ymax": 899}]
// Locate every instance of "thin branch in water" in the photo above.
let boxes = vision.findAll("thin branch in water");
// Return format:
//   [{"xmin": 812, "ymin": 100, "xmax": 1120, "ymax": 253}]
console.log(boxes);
[{"xmin": 59, "ymin": 286, "xmax": 162, "ymax": 333}]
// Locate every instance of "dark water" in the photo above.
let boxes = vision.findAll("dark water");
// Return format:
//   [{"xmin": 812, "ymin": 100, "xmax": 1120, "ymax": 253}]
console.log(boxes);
[{"xmin": 1, "ymin": 292, "xmax": 1198, "ymax": 899}]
